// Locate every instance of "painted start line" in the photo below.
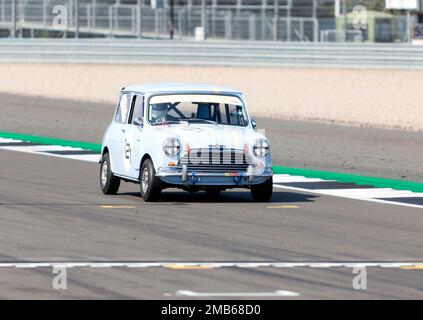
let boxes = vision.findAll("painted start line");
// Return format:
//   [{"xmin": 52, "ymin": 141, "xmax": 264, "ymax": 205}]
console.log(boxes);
[{"xmin": 1, "ymin": 137, "xmax": 423, "ymax": 209}]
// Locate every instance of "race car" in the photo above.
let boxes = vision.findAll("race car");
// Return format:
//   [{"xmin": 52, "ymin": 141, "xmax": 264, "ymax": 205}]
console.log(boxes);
[{"xmin": 99, "ymin": 83, "xmax": 273, "ymax": 201}]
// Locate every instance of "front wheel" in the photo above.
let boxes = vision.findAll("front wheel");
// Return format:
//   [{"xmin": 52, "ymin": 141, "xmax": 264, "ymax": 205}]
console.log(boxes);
[
  {"xmin": 140, "ymin": 158, "xmax": 161, "ymax": 202},
  {"xmin": 100, "ymin": 153, "xmax": 121, "ymax": 195},
  {"xmin": 250, "ymin": 177, "xmax": 273, "ymax": 202}
]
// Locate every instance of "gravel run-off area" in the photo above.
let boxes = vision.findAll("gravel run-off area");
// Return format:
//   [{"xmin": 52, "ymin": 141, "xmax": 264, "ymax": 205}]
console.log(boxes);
[{"xmin": 0, "ymin": 63, "xmax": 422, "ymax": 131}]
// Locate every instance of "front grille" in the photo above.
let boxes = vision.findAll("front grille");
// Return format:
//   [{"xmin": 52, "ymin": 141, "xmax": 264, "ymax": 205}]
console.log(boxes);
[{"xmin": 178, "ymin": 147, "xmax": 250, "ymax": 173}]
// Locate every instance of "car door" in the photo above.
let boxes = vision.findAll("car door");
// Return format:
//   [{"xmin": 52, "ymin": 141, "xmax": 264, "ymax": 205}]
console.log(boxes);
[
  {"xmin": 110, "ymin": 92, "xmax": 132, "ymax": 176},
  {"xmin": 121, "ymin": 94, "xmax": 145, "ymax": 179}
]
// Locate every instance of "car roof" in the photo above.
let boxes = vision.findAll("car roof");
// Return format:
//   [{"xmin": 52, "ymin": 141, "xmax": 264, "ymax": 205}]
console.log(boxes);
[{"xmin": 123, "ymin": 82, "xmax": 242, "ymax": 95}]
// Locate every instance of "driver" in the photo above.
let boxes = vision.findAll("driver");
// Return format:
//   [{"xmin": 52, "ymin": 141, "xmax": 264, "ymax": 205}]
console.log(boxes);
[{"xmin": 151, "ymin": 103, "xmax": 169, "ymax": 123}]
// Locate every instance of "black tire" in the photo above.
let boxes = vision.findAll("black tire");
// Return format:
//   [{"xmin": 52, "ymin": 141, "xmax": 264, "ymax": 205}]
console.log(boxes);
[
  {"xmin": 205, "ymin": 187, "xmax": 221, "ymax": 199},
  {"xmin": 140, "ymin": 158, "xmax": 161, "ymax": 202},
  {"xmin": 100, "ymin": 153, "xmax": 121, "ymax": 195},
  {"xmin": 250, "ymin": 177, "xmax": 273, "ymax": 202}
]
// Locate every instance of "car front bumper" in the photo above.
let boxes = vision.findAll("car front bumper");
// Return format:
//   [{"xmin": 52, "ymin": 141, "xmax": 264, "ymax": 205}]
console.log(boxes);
[{"xmin": 156, "ymin": 165, "xmax": 273, "ymax": 187}]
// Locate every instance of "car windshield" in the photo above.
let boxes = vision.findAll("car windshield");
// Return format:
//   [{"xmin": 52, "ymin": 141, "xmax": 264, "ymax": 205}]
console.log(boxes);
[{"xmin": 148, "ymin": 94, "xmax": 248, "ymax": 126}]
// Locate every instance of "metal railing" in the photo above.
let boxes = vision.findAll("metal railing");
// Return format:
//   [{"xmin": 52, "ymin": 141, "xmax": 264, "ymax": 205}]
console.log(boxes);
[
  {"xmin": 0, "ymin": 0, "xmax": 326, "ymax": 41},
  {"xmin": 0, "ymin": 1, "xmax": 417, "ymax": 43},
  {"xmin": 0, "ymin": 38, "xmax": 422, "ymax": 69}
]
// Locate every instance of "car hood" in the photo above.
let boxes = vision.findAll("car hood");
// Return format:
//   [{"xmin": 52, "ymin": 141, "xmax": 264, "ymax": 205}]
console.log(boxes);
[{"xmin": 153, "ymin": 123, "xmax": 262, "ymax": 149}]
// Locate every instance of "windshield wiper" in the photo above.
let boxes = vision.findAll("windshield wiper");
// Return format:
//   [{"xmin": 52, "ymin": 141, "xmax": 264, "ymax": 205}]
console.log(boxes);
[
  {"xmin": 186, "ymin": 119, "xmax": 219, "ymax": 125},
  {"xmin": 154, "ymin": 120, "xmax": 188, "ymax": 126}
]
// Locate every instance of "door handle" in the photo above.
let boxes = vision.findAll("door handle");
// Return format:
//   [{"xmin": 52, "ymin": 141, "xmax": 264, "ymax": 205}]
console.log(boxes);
[{"xmin": 121, "ymin": 129, "xmax": 126, "ymax": 133}]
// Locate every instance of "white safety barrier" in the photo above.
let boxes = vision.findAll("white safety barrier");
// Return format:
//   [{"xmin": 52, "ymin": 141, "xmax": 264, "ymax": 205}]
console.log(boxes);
[{"xmin": 1, "ymin": 39, "xmax": 423, "ymax": 68}]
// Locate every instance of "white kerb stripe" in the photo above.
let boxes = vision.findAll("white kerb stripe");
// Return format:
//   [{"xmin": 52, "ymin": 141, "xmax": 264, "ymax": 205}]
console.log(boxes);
[
  {"xmin": 315, "ymin": 188, "xmax": 418, "ymax": 199},
  {"xmin": 0, "ymin": 138, "xmax": 23, "ymax": 143},
  {"xmin": 34, "ymin": 152, "xmax": 100, "ymax": 163},
  {"xmin": 0, "ymin": 145, "xmax": 84, "ymax": 152},
  {"xmin": 273, "ymin": 174, "xmax": 330, "ymax": 183},
  {"xmin": 273, "ymin": 184, "xmax": 423, "ymax": 209}
]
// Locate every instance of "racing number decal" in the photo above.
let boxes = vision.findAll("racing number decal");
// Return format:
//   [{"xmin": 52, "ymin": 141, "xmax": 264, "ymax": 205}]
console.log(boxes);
[
  {"xmin": 123, "ymin": 138, "xmax": 132, "ymax": 173},
  {"xmin": 124, "ymin": 140, "xmax": 131, "ymax": 163}
]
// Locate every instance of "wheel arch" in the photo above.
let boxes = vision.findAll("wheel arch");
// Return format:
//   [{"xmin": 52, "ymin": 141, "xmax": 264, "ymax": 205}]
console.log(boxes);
[
  {"xmin": 101, "ymin": 146, "xmax": 115, "ymax": 172},
  {"xmin": 139, "ymin": 153, "xmax": 153, "ymax": 179},
  {"xmin": 102, "ymin": 146, "xmax": 109, "ymax": 157}
]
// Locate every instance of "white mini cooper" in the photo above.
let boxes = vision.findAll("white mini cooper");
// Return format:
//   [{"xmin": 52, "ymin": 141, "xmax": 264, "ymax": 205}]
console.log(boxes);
[{"xmin": 100, "ymin": 83, "xmax": 273, "ymax": 201}]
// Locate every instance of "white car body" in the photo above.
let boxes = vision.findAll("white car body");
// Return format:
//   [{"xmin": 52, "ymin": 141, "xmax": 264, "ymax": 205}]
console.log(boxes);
[{"xmin": 100, "ymin": 83, "xmax": 273, "ymax": 201}]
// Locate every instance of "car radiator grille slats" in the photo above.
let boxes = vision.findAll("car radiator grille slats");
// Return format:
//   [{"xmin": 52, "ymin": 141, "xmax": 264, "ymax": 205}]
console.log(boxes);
[{"xmin": 178, "ymin": 148, "xmax": 250, "ymax": 173}]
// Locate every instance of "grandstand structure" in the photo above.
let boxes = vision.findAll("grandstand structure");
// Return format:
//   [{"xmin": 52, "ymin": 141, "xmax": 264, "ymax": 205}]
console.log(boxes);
[
  {"xmin": 0, "ymin": 0, "xmax": 336, "ymax": 41},
  {"xmin": 0, "ymin": 1, "xmax": 419, "ymax": 42}
]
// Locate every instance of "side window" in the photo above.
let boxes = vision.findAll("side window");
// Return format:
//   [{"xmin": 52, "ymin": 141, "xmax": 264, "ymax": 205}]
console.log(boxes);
[
  {"xmin": 115, "ymin": 93, "xmax": 131, "ymax": 124},
  {"xmin": 219, "ymin": 104, "xmax": 246, "ymax": 126},
  {"xmin": 130, "ymin": 95, "xmax": 144, "ymax": 124}
]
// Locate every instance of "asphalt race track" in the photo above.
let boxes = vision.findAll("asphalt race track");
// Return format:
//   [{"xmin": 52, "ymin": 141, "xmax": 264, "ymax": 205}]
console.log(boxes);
[
  {"xmin": 0, "ymin": 94, "xmax": 423, "ymax": 299},
  {"xmin": 1, "ymin": 93, "xmax": 422, "ymax": 181}
]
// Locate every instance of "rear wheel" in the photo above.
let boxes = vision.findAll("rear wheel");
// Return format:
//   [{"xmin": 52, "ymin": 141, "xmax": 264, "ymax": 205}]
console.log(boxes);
[
  {"xmin": 250, "ymin": 177, "xmax": 273, "ymax": 202},
  {"xmin": 100, "ymin": 153, "xmax": 121, "ymax": 195},
  {"xmin": 140, "ymin": 158, "xmax": 161, "ymax": 202}
]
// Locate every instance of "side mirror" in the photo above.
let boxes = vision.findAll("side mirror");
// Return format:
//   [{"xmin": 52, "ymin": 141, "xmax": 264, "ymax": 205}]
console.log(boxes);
[
  {"xmin": 133, "ymin": 117, "xmax": 143, "ymax": 128},
  {"xmin": 251, "ymin": 118, "xmax": 257, "ymax": 130}
]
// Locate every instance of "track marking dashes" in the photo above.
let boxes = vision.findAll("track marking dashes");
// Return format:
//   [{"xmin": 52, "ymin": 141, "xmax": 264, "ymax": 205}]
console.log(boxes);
[
  {"xmin": 0, "ymin": 137, "xmax": 422, "ymax": 209},
  {"xmin": 100, "ymin": 205, "xmax": 136, "ymax": 209},
  {"xmin": 174, "ymin": 290, "xmax": 300, "ymax": 297},
  {"xmin": 165, "ymin": 264, "xmax": 213, "ymax": 270},
  {"xmin": 0, "ymin": 261, "xmax": 422, "ymax": 269},
  {"xmin": 401, "ymin": 265, "xmax": 423, "ymax": 270},
  {"xmin": 266, "ymin": 205, "xmax": 299, "ymax": 209}
]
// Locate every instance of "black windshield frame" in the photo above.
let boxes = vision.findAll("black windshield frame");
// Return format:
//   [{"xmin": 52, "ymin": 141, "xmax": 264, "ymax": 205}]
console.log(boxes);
[{"xmin": 146, "ymin": 93, "xmax": 250, "ymax": 127}]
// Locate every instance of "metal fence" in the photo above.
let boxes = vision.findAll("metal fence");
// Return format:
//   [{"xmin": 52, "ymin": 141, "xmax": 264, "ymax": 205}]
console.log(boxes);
[
  {"xmin": 0, "ymin": 0, "xmax": 328, "ymax": 41},
  {"xmin": 1, "ymin": 39, "xmax": 422, "ymax": 69},
  {"xmin": 0, "ymin": 1, "xmax": 419, "ymax": 43}
]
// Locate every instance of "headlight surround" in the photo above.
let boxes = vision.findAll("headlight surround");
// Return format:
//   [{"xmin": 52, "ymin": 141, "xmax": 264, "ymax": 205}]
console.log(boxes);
[
  {"xmin": 162, "ymin": 137, "xmax": 181, "ymax": 156},
  {"xmin": 253, "ymin": 139, "xmax": 270, "ymax": 157}
]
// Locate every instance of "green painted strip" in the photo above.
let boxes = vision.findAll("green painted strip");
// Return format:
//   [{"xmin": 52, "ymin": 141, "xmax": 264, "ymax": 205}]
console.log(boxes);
[
  {"xmin": 273, "ymin": 166, "xmax": 423, "ymax": 193},
  {"xmin": 0, "ymin": 131, "xmax": 102, "ymax": 153},
  {"xmin": 1, "ymin": 131, "xmax": 422, "ymax": 193}
]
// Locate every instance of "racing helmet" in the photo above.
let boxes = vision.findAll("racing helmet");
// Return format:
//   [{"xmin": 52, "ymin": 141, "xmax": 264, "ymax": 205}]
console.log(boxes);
[{"xmin": 151, "ymin": 103, "xmax": 169, "ymax": 122}]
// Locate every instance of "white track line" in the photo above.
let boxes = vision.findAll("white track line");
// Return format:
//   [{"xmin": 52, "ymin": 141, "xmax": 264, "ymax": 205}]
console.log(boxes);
[
  {"xmin": 273, "ymin": 184, "xmax": 423, "ymax": 209},
  {"xmin": 1, "ymin": 145, "xmax": 84, "ymax": 152},
  {"xmin": 175, "ymin": 290, "xmax": 300, "ymax": 297},
  {"xmin": 0, "ymin": 138, "xmax": 23, "ymax": 143},
  {"xmin": 0, "ymin": 261, "xmax": 422, "ymax": 269},
  {"xmin": 273, "ymin": 174, "xmax": 332, "ymax": 183},
  {"xmin": 0, "ymin": 142, "xmax": 100, "ymax": 163},
  {"xmin": 315, "ymin": 188, "xmax": 421, "ymax": 198},
  {"xmin": 37, "ymin": 152, "xmax": 100, "ymax": 163}
]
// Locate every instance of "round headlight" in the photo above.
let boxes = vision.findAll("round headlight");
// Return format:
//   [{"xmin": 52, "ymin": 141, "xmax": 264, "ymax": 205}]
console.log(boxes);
[
  {"xmin": 253, "ymin": 139, "xmax": 270, "ymax": 157},
  {"xmin": 163, "ymin": 137, "xmax": 180, "ymax": 156}
]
